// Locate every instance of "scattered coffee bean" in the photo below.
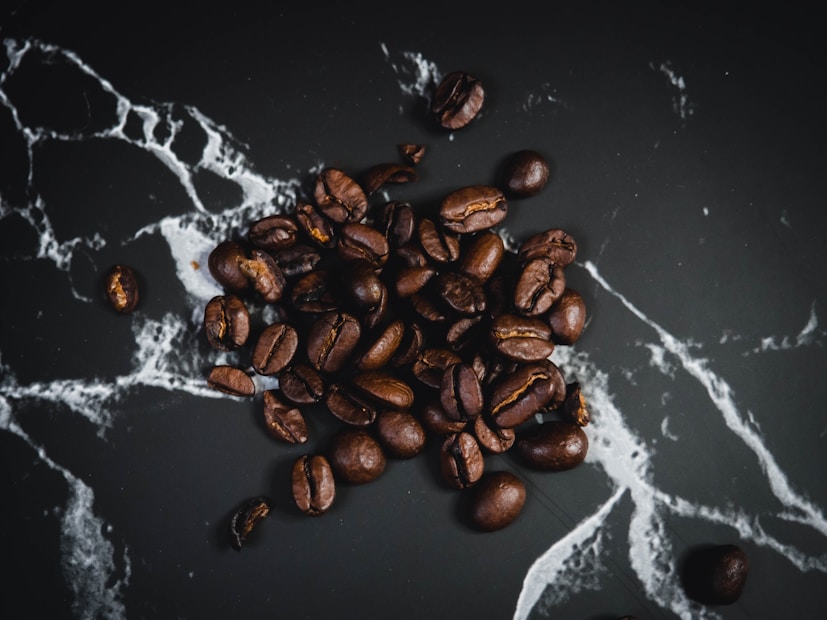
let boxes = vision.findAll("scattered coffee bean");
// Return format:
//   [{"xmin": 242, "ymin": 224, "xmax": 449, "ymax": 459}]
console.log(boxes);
[
  {"xmin": 468, "ymin": 471, "xmax": 526, "ymax": 532},
  {"xmin": 104, "ymin": 264, "xmax": 139, "ymax": 313},
  {"xmin": 328, "ymin": 428, "xmax": 386, "ymax": 484},
  {"xmin": 431, "ymin": 70, "xmax": 485, "ymax": 130},
  {"xmin": 263, "ymin": 390, "xmax": 308, "ymax": 444},
  {"xmin": 440, "ymin": 431, "xmax": 484, "ymax": 489},
  {"xmin": 547, "ymin": 287, "xmax": 587, "ymax": 345},
  {"xmin": 682, "ymin": 544, "xmax": 749, "ymax": 606},
  {"xmin": 292, "ymin": 455, "xmax": 336, "ymax": 516},
  {"xmin": 204, "ymin": 294, "xmax": 250, "ymax": 351},
  {"xmin": 502, "ymin": 149, "xmax": 550, "ymax": 198},
  {"xmin": 398, "ymin": 143, "xmax": 425, "ymax": 165},
  {"xmin": 375, "ymin": 410, "xmax": 427, "ymax": 459},
  {"xmin": 207, "ymin": 365, "xmax": 255, "ymax": 397},
  {"xmin": 229, "ymin": 496, "xmax": 271, "ymax": 551}
]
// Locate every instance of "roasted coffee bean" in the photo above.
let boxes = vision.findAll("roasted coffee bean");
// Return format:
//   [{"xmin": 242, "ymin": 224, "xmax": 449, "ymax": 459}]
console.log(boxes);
[
  {"xmin": 104, "ymin": 264, "xmax": 140, "ymax": 313},
  {"xmin": 419, "ymin": 398, "xmax": 467, "ymax": 435},
  {"xmin": 513, "ymin": 259, "xmax": 566, "ymax": 317},
  {"xmin": 324, "ymin": 383, "xmax": 379, "ymax": 426},
  {"xmin": 411, "ymin": 347, "xmax": 462, "ymax": 389},
  {"xmin": 351, "ymin": 371, "xmax": 414, "ymax": 410},
  {"xmin": 396, "ymin": 241, "xmax": 430, "ymax": 268},
  {"xmin": 229, "ymin": 496, "xmax": 271, "ymax": 550},
  {"xmin": 313, "ymin": 167, "xmax": 368, "ymax": 223},
  {"xmin": 417, "ymin": 217, "xmax": 460, "ymax": 263},
  {"xmin": 376, "ymin": 201, "xmax": 416, "ymax": 248},
  {"xmin": 560, "ymin": 381, "xmax": 590, "ymax": 426},
  {"xmin": 278, "ymin": 363, "xmax": 325, "ymax": 405},
  {"xmin": 391, "ymin": 322, "xmax": 424, "ymax": 367},
  {"xmin": 207, "ymin": 365, "xmax": 256, "ymax": 397},
  {"xmin": 490, "ymin": 313, "xmax": 555, "ymax": 363},
  {"xmin": 296, "ymin": 200, "xmax": 337, "ymax": 249},
  {"xmin": 440, "ymin": 363, "xmax": 483, "ymax": 422},
  {"xmin": 502, "ymin": 149, "xmax": 550, "ymax": 198},
  {"xmin": 327, "ymin": 428, "xmax": 386, "ymax": 484},
  {"xmin": 431, "ymin": 70, "xmax": 485, "ymax": 130},
  {"xmin": 355, "ymin": 319, "xmax": 405, "ymax": 371},
  {"xmin": 459, "ymin": 230, "xmax": 505, "ymax": 283},
  {"xmin": 473, "ymin": 415, "xmax": 515, "ymax": 454},
  {"xmin": 341, "ymin": 259, "xmax": 384, "ymax": 310},
  {"xmin": 291, "ymin": 454, "xmax": 335, "ymax": 516},
  {"xmin": 409, "ymin": 291, "xmax": 448, "ymax": 323},
  {"xmin": 439, "ymin": 185, "xmax": 508, "ymax": 234},
  {"xmin": 337, "ymin": 221, "xmax": 390, "ymax": 268},
  {"xmin": 252, "ymin": 322, "xmax": 299, "ymax": 376},
  {"xmin": 468, "ymin": 471, "xmax": 526, "ymax": 531},
  {"xmin": 306, "ymin": 311, "xmax": 362, "ymax": 374},
  {"xmin": 439, "ymin": 431, "xmax": 484, "ymax": 489},
  {"xmin": 394, "ymin": 265, "xmax": 436, "ymax": 298},
  {"xmin": 375, "ymin": 410, "xmax": 427, "ymax": 459},
  {"xmin": 362, "ymin": 284, "xmax": 388, "ymax": 330},
  {"xmin": 682, "ymin": 544, "xmax": 749, "ymax": 605},
  {"xmin": 242, "ymin": 248, "xmax": 286, "ymax": 303},
  {"xmin": 547, "ymin": 287, "xmax": 587, "ymax": 345},
  {"xmin": 515, "ymin": 421, "xmax": 589, "ymax": 470},
  {"xmin": 518, "ymin": 228, "xmax": 577, "ymax": 268},
  {"xmin": 398, "ymin": 143, "xmax": 425, "ymax": 165},
  {"xmin": 362, "ymin": 162, "xmax": 418, "ymax": 195},
  {"xmin": 204, "ymin": 294, "xmax": 250, "ymax": 351},
  {"xmin": 538, "ymin": 358, "xmax": 568, "ymax": 411},
  {"xmin": 445, "ymin": 315, "xmax": 484, "ymax": 352},
  {"xmin": 208, "ymin": 240, "xmax": 248, "ymax": 291},
  {"xmin": 272, "ymin": 243, "xmax": 322, "ymax": 278},
  {"xmin": 489, "ymin": 362, "xmax": 558, "ymax": 428},
  {"xmin": 435, "ymin": 271, "xmax": 487, "ymax": 316},
  {"xmin": 289, "ymin": 269, "xmax": 338, "ymax": 313},
  {"xmin": 263, "ymin": 390, "xmax": 308, "ymax": 444},
  {"xmin": 247, "ymin": 214, "xmax": 299, "ymax": 252}
]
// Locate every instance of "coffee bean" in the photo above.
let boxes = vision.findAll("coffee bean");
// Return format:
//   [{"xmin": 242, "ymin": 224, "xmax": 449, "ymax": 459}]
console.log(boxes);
[
  {"xmin": 488, "ymin": 362, "xmax": 558, "ymax": 428},
  {"xmin": 439, "ymin": 431, "xmax": 484, "ymax": 489},
  {"xmin": 262, "ymin": 390, "xmax": 308, "ymax": 444},
  {"xmin": 278, "ymin": 363, "xmax": 325, "ymax": 405},
  {"xmin": 435, "ymin": 271, "xmax": 487, "ymax": 316},
  {"xmin": 376, "ymin": 200, "xmax": 416, "ymax": 248},
  {"xmin": 289, "ymin": 269, "xmax": 339, "ymax": 313},
  {"xmin": 417, "ymin": 217, "xmax": 460, "ymax": 263},
  {"xmin": 390, "ymin": 322, "xmax": 424, "ymax": 367},
  {"xmin": 513, "ymin": 259, "xmax": 565, "ymax": 317},
  {"xmin": 204, "ymin": 294, "xmax": 250, "ymax": 351},
  {"xmin": 362, "ymin": 162, "xmax": 418, "ymax": 195},
  {"xmin": 440, "ymin": 362, "xmax": 484, "ymax": 422},
  {"xmin": 323, "ymin": 383, "xmax": 379, "ymax": 426},
  {"xmin": 306, "ymin": 311, "xmax": 361, "ymax": 374},
  {"xmin": 472, "ymin": 415, "xmax": 515, "ymax": 454},
  {"xmin": 313, "ymin": 168, "xmax": 368, "ymax": 223},
  {"xmin": 502, "ymin": 150, "xmax": 550, "ymax": 198},
  {"xmin": 207, "ymin": 365, "xmax": 255, "ymax": 397},
  {"xmin": 247, "ymin": 214, "xmax": 299, "ymax": 252},
  {"xmin": 439, "ymin": 185, "xmax": 508, "ymax": 234},
  {"xmin": 459, "ymin": 230, "xmax": 505, "ymax": 283},
  {"xmin": 252, "ymin": 322, "xmax": 299, "ymax": 376},
  {"xmin": 547, "ymin": 287, "xmax": 587, "ymax": 345},
  {"xmin": 518, "ymin": 228, "xmax": 577, "ymax": 268},
  {"xmin": 682, "ymin": 544, "xmax": 749, "ymax": 605},
  {"xmin": 337, "ymin": 221, "xmax": 390, "ymax": 268},
  {"xmin": 208, "ymin": 240, "xmax": 248, "ymax": 291},
  {"xmin": 398, "ymin": 143, "xmax": 425, "ymax": 165},
  {"xmin": 394, "ymin": 265, "xmax": 436, "ymax": 298},
  {"xmin": 328, "ymin": 428, "xmax": 386, "ymax": 484},
  {"xmin": 351, "ymin": 371, "xmax": 414, "ymax": 410},
  {"xmin": 229, "ymin": 496, "xmax": 271, "ymax": 550},
  {"xmin": 468, "ymin": 471, "xmax": 526, "ymax": 531},
  {"xmin": 490, "ymin": 313, "xmax": 555, "ymax": 363},
  {"xmin": 296, "ymin": 200, "xmax": 337, "ymax": 249},
  {"xmin": 419, "ymin": 398, "xmax": 468, "ymax": 436},
  {"xmin": 375, "ymin": 410, "xmax": 427, "ymax": 459},
  {"xmin": 292, "ymin": 455, "xmax": 336, "ymax": 516},
  {"xmin": 514, "ymin": 421, "xmax": 589, "ymax": 470},
  {"xmin": 445, "ymin": 315, "xmax": 484, "ymax": 352},
  {"xmin": 104, "ymin": 264, "xmax": 140, "ymax": 313},
  {"xmin": 560, "ymin": 381, "xmax": 591, "ymax": 426},
  {"xmin": 431, "ymin": 70, "xmax": 485, "ymax": 130},
  {"xmin": 341, "ymin": 259, "xmax": 385, "ymax": 311},
  {"xmin": 272, "ymin": 242, "xmax": 322, "ymax": 278},
  {"xmin": 354, "ymin": 319, "xmax": 405, "ymax": 371},
  {"xmin": 411, "ymin": 347, "xmax": 462, "ymax": 389},
  {"xmin": 240, "ymin": 248, "xmax": 286, "ymax": 303}
]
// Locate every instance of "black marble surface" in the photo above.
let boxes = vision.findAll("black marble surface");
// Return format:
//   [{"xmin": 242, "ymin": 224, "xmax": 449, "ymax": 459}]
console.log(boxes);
[{"xmin": 1, "ymin": 2, "xmax": 826, "ymax": 619}]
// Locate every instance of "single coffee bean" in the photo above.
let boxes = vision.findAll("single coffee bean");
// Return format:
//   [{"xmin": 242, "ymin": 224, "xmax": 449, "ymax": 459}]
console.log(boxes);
[
  {"xmin": 337, "ymin": 221, "xmax": 390, "ymax": 268},
  {"xmin": 354, "ymin": 319, "xmax": 405, "ymax": 371},
  {"xmin": 445, "ymin": 315, "xmax": 484, "ymax": 352},
  {"xmin": 502, "ymin": 150, "xmax": 550, "ymax": 198},
  {"xmin": 351, "ymin": 371, "xmax": 415, "ymax": 410},
  {"xmin": 513, "ymin": 259, "xmax": 566, "ymax": 317},
  {"xmin": 459, "ymin": 230, "xmax": 505, "ymax": 283},
  {"xmin": 375, "ymin": 410, "xmax": 427, "ymax": 459},
  {"xmin": 289, "ymin": 269, "xmax": 339, "ymax": 313},
  {"xmin": 247, "ymin": 214, "xmax": 299, "ymax": 252},
  {"xmin": 409, "ymin": 291, "xmax": 448, "ymax": 323},
  {"xmin": 395, "ymin": 241, "xmax": 430, "ymax": 268},
  {"xmin": 439, "ymin": 431, "xmax": 484, "ymax": 489},
  {"xmin": 207, "ymin": 365, "xmax": 256, "ymax": 397},
  {"xmin": 313, "ymin": 167, "xmax": 368, "ymax": 223},
  {"xmin": 327, "ymin": 428, "xmax": 386, "ymax": 484},
  {"xmin": 362, "ymin": 285, "xmax": 388, "ymax": 330},
  {"xmin": 417, "ymin": 217, "xmax": 460, "ymax": 263},
  {"xmin": 295, "ymin": 200, "xmax": 337, "ymax": 249},
  {"xmin": 229, "ymin": 496, "xmax": 271, "ymax": 551},
  {"xmin": 515, "ymin": 421, "xmax": 589, "ymax": 470},
  {"xmin": 682, "ymin": 544, "xmax": 749, "ymax": 605},
  {"xmin": 306, "ymin": 311, "xmax": 361, "ymax": 374},
  {"xmin": 272, "ymin": 242, "xmax": 322, "ymax": 278},
  {"xmin": 204, "ymin": 294, "xmax": 250, "ymax": 351},
  {"xmin": 252, "ymin": 322, "xmax": 299, "ymax": 376},
  {"xmin": 439, "ymin": 185, "xmax": 508, "ymax": 234},
  {"xmin": 375, "ymin": 200, "xmax": 416, "ymax": 247},
  {"xmin": 468, "ymin": 471, "xmax": 526, "ymax": 531},
  {"xmin": 489, "ymin": 362, "xmax": 558, "ymax": 428},
  {"xmin": 490, "ymin": 313, "xmax": 555, "ymax": 363},
  {"xmin": 440, "ymin": 362, "xmax": 484, "ymax": 422},
  {"xmin": 208, "ymin": 240, "xmax": 248, "ymax": 291},
  {"xmin": 419, "ymin": 398, "xmax": 467, "ymax": 435},
  {"xmin": 431, "ymin": 70, "xmax": 485, "ymax": 130},
  {"xmin": 473, "ymin": 415, "xmax": 516, "ymax": 454},
  {"xmin": 323, "ymin": 383, "xmax": 379, "ymax": 426},
  {"xmin": 390, "ymin": 321, "xmax": 424, "ymax": 367},
  {"xmin": 547, "ymin": 287, "xmax": 587, "ymax": 345},
  {"xmin": 104, "ymin": 264, "xmax": 140, "ymax": 313},
  {"xmin": 560, "ymin": 381, "xmax": 591, "ymax": 426},
  {"xmin": 291, "ymin": 454, "xmax": 336, "ymax": 516},
  {"xmin": 435, "ymin": 271, "xmax": 487, "ymax": 316},
  {"xmin": 518, "ymin": 228, "xmax": 577, "ymax": 268},
  {"xmin": 340, "ymin": 260, "xmax": 385, "ymax": 311},
  {"xmin": 361, "ymin": 162, "xmax": 418, "ymax": 195},
  {"xmin": 398, "ymin": 143, "xmax": 425, "ymax": 165},
  {"xmin": 240, "ymin": 248, "xmax": 287, "ymax": 303},
  {"xmin": 394, "ymin": 265, "xmax": 436, "ymax": 298},
  {"xmin": 537, "ymin": 358, "xmax": 568, "ymax": 411},
  {"xmin": 411, "ymin": 347, "xmax": 462, "ymax": 389},
  {"xmin": 262, "ymin": 390, "xmax": 308, "ymax": 444},
  {"xmin": 278, "ymin": 363, "xmax": 325, "ymax": 405}
]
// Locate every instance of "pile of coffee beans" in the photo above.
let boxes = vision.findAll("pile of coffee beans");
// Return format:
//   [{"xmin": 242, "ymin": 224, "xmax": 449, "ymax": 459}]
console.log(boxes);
[{"xmin": 210, "ymin": 71, "xmax": 591, "ymax": 547}]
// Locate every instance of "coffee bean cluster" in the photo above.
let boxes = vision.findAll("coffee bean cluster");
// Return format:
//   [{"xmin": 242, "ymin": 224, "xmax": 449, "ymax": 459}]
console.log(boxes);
[{"xmin": 212, "ymin": 71, "xmax": 591, "ymax": 549}]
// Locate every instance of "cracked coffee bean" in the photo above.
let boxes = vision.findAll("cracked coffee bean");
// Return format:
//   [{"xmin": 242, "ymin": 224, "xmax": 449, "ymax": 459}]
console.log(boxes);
[
  {"xmin": 204, "ymin": 294, "xmax": 250, "ymax": 351},
  {"xmin": 229, "ymin": 496, "xmax": 271, "ymax": 551},
  {"xmin": 431, "ymin": 70, "xmax": 485, "ymax": 130},
  {"xmin": 104, "ymin": 264, "xmax": 140, "ymax": 313}
]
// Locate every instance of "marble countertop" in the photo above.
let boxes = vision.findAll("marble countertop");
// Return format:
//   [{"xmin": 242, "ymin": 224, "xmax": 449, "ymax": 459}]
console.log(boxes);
[{"xmin": 1, "ymin": 2, "xmax": 825, "ymax": 618}]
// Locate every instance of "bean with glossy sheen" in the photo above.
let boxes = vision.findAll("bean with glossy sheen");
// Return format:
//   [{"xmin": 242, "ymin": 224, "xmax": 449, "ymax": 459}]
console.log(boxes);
[
  {"xmin": 328, "ymin": 428, "xmax": 386, "ymax": 484},
  {"xmin": 489, "ymin": 362, "xmax": 557, "ymax": 428},
  {"xmin": 439, "ymin": 185, "xmax": 508, "ymax": 234},
  {"xmin": 514, "ymin": 421, "xmax": 589, "ymax": 470},
  {"xmin": 490, "ymin": 314, "xmax": 555, "ymax": 363},
  {"xmin": 291, "ymin": 454, "xmax": 335, "ymax": 516},
  {"xmin": 469, "ymin": 471, "xmax": 526, "ymax": 531},
  {"xmin": 262, "ymin": 390, "xmax": 308, "ymax": 444},
  {"xmin": 440, "ymin": 431, "xmax": 484, "ymax": 489},
  {"xmin": 306, "ymin": 311, "xmax": 361, "ymax": 374},
  {"xmin": 204, "ymin": 294, "xmax": 250, "ymax": 351},
  {"xmin": 207, "ymin": 365, "xmax": 255, "ymax": 397},
  {"xmin": 251, "ymin": 322, "xmax": 299, "ymax": 376}
]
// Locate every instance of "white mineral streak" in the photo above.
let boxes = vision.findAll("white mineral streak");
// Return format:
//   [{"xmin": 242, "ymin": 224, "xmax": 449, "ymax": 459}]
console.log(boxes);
[
  {"xmin": 380, "ymin": 42, "xmax": 441, "ymax": 100},
  {"xmin": 655, "ymin": 60, "xmax": 695, "ymax": 123}
]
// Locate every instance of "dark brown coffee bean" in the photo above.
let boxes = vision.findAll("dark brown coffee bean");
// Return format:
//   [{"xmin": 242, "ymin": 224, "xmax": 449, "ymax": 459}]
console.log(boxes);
[
  {"xmin": 488, "ymin": 362, "xmax": 558, "ymax": 428},
  {"xmin": 376, "ymin": 201, "xmax": 416, "ymax": 247},
  {"xmin": 229, "ymin": 496, "xmax": 271, "ymax": 550},
  {"xmin": 272, "ymin": 243, "xmax": 322, "ymax": 278},
  {"xmin": 291, "ymin": 454, "xmax": 335, "ymax": 516},
  {"xmin": 104, "ymin": 264, "xmax": 140, "ymax": 313},
  {"xmin": 409, "ymin": 291, "xmax": 448, "ymax": 323},
  {"xmin": 204, "ymin": 294, "xmax": 250, "ymax": 351},
  {"xmin": 411, "ymin": 348, "xmax": 462, "ymax": 389},
  {"xmin": 515, "ymin": 421, "xmax": 589, "ymax": 470},
  {"xmin": 351, "ymin": 371, "xmax": 414, "ymax": 410},
  {"xmin": 208, "ymin": 240, "xmax": 248, "ymax": 291},
  {"xmin": 362, "ymin": 284, "xmax": 388, "ymax": 330},
  {"xmin": 323, "ymin": 383, "xmax": 379, "ymax": 426},
  {"xmin": 473, "ymin": 415, "xmax": 515, "ymax": 454},
  {"xmin": 502, "ymin": 150, "xmax": 550, "ymax": 198},
  {"xmin": 440, "ymin": 363, "xmax": 483, "ymax": 422},
  {"xmin": 262, "ymin": 390, "xmax": 308, "ymax": 444},
  {"xmin": 355, "ymin": 319, "xmax": 405, "ymax": 371},
  {"xmin": 686, "ymin": 544, "xmax": 749, "ymax": 605},
  {"xmin": 313, "ymin": 168, "xmax": 368, "ymax": 223},
  {"xmin": 518, "ymin": 228, "xmax": 577, "ymax": 268},
  {"xmin": 340, "ymin": 259, "xmax": 385, "ymax": 310},
  {"xmin": 306, "ymin": 311, "xmax": 361, "ymax": 374},
  {"xmin": 459, "ymin": 230, "xmax": 505, "ymax": 283},
  {"xmin": 391, "ymin": 322, "xmax": 424, "ymax": 367},
  {"xmin": 247, "ymin": 214, "xmax": 299, "ymax": 252},
  {"xmin": 547, "ymin": 287, "xmax": 587, "ymax": 345},
  {"xmin": 538, "ymin": 358, "xmax": 568, "ymax": 411},
  {"xmin": 439, "ymin": 431, "xmax": 484, "ymax": 489},
  {"xmin": 490, "ymin": 313, "xmax": 555, "ymax": 362},
  {"xmin": 295, "ymin": 200, "xmax": 337, "ymax": 249},
  {"xmin": 435, "ymin": 271, "xmax": 487, "ymax": 316},
  {"xmin": 560, "ymin": 381, "xmax": 590, "ymax": 426},
  {"xmin": 327, "ymin": 428, "xmax": 386, "ymax": 484},
  {"xmin": 289, "ymin": 269, "xmax": 338, "ymax": 313},
  {"xmin": 398, "ymin": 143, "xmax": 425, "ymax": 165},
  {"xmin": 417, "ymin": 217, "xmax": 460, "ymax": 263},
  {"xmin": 207, "ymin": 365, "xmax": 256, "ymax": 397},
  {"xmin": 445, "ymin": 315, "xmax": 484, "ymax": 352},
  {"xmin": 394, "ymin": 265, "xmax": 436, "ymax": 298},
  {"xmin": 468, "ymin": 471, "xmax": 526, "ymax": 531},
  {"xmin": 252, "ymin": 322, "xmax": 299, "ymax": 376},
  {"xmin": 245, "ymin": 249, "xmax": 287, "ymax": 303},
  {"xmin": 362, "ymin": 162, "xmax": 418, "ymax": 195},
  {"xmin": 439, "ymin": 185, "xmax": 508, "ymax": 234},
  {"xmin": 337, "ymin": 221, "xmax": 390, "ymax": 268},
  {"xmin": 431, "ymin": 70, "xmax": 485, "ymax": 130},
  {"xmin": 514, "ymin": 259, "xmax": 566, "ymax": 317},
  {"xmin": 375, "ymin": 410, "xmax": 427, "ymax": 459},
  {"xmin": 419, "ymin": 398, "xmax": 467, "ymax": 435},
  {"xmin": 278, "ymin": 363, "xmax": 325, "ymax": 405},
  {"xmin": 396, "ymin": 241, "xmax": 430, "ymax": 268}
]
